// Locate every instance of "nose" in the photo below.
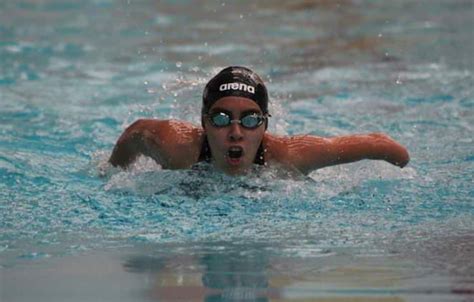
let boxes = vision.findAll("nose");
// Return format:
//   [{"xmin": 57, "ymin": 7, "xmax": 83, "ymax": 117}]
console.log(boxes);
[{"xmin": 228, "ymin": 122, "xmax": 243, "ymax": 141}]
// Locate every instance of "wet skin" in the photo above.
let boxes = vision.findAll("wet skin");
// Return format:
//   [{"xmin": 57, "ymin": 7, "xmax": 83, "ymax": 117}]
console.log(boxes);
[{"xmin": 108, "ymin": 100, "xmax": 409, "ymax": 175}]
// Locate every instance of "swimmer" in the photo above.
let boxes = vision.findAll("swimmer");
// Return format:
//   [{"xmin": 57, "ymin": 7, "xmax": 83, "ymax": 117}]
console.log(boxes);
[{"xmin": 109, "ymin": 66, "xmax": 409, "ymax": 175}]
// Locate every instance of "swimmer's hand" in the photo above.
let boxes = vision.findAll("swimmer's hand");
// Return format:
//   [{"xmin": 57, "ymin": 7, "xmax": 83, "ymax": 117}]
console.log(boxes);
[{"xmin": 366, "ymin": 133, "xmax": 410, "ymax": 168}]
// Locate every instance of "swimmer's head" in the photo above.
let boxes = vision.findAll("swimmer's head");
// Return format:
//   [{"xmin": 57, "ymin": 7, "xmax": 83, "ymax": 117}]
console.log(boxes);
[{"xmin": 202, "ymin": 66, "xmax": 269, "ymax": 115}]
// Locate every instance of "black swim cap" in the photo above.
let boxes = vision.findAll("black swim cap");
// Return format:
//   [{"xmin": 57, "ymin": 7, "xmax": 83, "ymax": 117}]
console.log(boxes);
[{"xmin": 202, "ymin": 66, "xmax": 269, "ymax": 115}]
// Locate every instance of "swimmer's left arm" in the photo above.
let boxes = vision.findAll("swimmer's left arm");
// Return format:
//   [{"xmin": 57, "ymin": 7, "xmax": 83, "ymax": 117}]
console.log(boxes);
[{"xmin": 282, "ymin": 133, "xmax": 410, "ymax": 174}]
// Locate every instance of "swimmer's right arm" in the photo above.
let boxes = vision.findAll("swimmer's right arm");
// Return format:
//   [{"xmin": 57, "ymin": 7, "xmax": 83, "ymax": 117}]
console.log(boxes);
[
  {"xmin": 109, "ymin": 119, "xmax": 165, "ymax": 168},
  {"xmin": 109, "ymin": 119, "xmax": 203, "ymax": 169}
]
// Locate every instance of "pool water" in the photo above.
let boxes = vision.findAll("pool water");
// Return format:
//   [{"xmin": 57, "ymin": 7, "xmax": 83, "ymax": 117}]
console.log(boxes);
[{"xmin": 1, "ymin": 0, "xmax": 473, "ymax": 301}]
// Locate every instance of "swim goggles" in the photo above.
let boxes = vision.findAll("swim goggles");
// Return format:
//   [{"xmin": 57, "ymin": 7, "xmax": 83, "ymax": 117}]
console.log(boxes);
[{"xmin": 206, "ymin": 111, "xmax": 268, "ymax": 129}]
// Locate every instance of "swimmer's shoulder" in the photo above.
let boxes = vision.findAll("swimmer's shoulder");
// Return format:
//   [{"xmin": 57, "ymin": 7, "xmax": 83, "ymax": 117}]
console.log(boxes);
[
  {"xmin": 139, "ymin": 119, "xmax": 204, "ymax": 168},
  {"xmin": 263, "ymin": 133, "xmax": 330, "ymax": 174},
  {"xmin": 262, "ymin": 133, "xmax": 293, "ymax": 166}
]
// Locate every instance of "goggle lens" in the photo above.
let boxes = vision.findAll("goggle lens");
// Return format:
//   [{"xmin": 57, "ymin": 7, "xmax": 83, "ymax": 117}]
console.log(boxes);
[
  {"xmin": 209, "ymin": 112, "xmax": 265, "ymax": 129},
  {"xmin": 241, "ymin": 114, "xmax": 263, "ymax": 128},
  {"xmin": 211, "ymin": 112, "xmax": 231, "ymax": 127}
]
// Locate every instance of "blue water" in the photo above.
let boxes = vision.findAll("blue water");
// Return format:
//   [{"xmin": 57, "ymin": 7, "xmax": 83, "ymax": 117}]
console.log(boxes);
[{"xmin": 1, "ymin": 0, "xmax": 473, "ymax": 301}]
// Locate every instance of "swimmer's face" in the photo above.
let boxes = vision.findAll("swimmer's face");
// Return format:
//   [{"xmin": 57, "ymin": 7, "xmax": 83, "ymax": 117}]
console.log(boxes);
[{"xmin": 203, "ymin": 96, "xmax": 266, "ymax": 175}]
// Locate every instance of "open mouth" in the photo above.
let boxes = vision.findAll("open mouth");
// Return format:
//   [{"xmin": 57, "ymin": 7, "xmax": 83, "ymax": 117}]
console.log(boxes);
[{"xmin": 227, "ymin": 146, "xmax": 243, "ymax": 159}]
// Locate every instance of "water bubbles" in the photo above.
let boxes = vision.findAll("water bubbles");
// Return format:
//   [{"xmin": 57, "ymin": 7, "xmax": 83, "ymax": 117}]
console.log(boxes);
[{"xmin": 176, "ymin": 61, "xmax": 182, "ymax": 68}]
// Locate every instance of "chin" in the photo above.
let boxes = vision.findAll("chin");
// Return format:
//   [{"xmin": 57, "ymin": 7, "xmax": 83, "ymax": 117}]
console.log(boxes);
[
  {"xmin": 221, "ymin": 166, "xmax": 244, "ymax": 176},
  {"xmin": 214, "ymin": 154, "xmax": 255, "ymax": 175},
  {"xmin": 222, "ymin": 163, "xmax": 252, "ymax": 176}
]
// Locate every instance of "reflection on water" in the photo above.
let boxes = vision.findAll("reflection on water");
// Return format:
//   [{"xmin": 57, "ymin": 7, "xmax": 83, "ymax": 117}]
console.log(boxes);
[
  {"xmin": 123, "ymin": 240, "xmax": 474, "ymax": 301},
  {"xmin": 128, "ymin": 246, "xmax": 271, "ymax": 301},
  {"xmin": 5, "ymin": 240, "xmax": 472, "ymax": 302}
]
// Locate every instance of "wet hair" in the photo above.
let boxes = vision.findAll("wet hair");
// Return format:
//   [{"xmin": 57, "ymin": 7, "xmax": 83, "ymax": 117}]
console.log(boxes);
[{"xmin": 202, "ymin": 66, "xmax": 269, "ymax": 115}]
